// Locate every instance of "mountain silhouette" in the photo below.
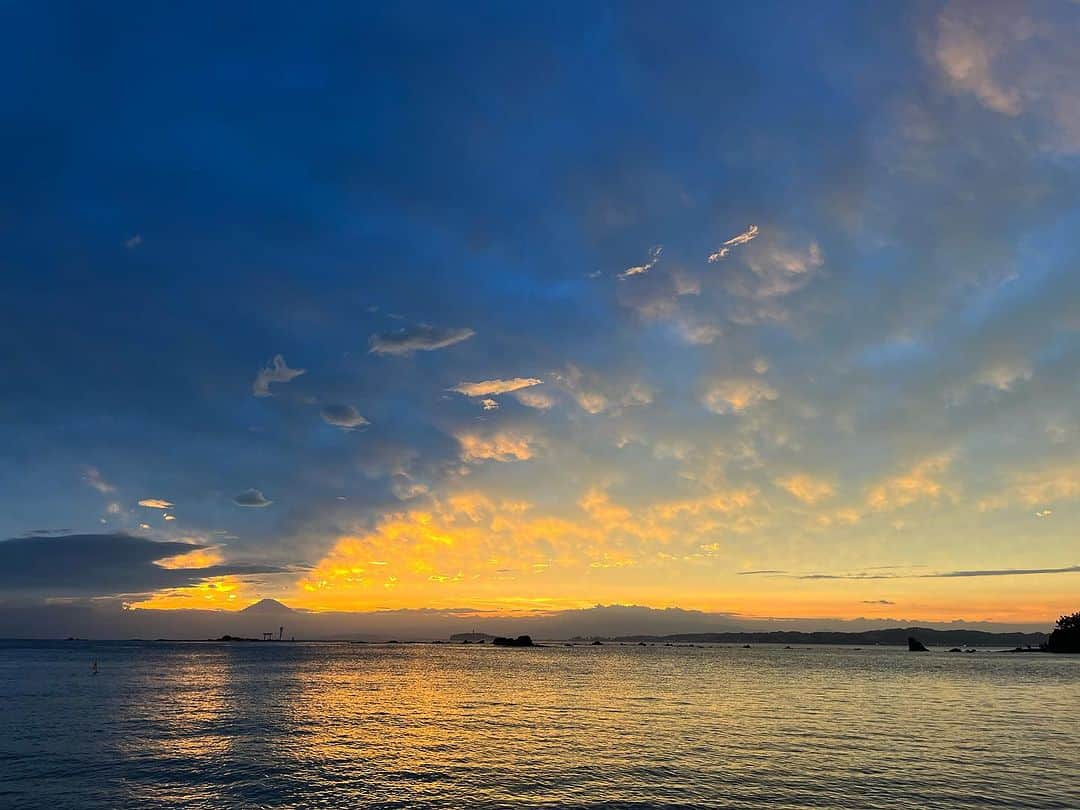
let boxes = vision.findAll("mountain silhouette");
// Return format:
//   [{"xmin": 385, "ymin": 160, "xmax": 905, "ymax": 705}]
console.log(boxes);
[{"xmin": 239, "ymin": 598, "xmax": 296, "ymax": 615}]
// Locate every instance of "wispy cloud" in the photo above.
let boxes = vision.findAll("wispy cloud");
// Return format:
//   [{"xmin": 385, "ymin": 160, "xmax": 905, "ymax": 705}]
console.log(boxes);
[
  {"xmin": 708, "ymin": 224, "xmax": 759, "ymax": 262},
  {"xmin": 252, "ymin": 355, "xmax": 305, "ymax": 397},
  {"xmin": 124, "ymin": 234, "xmax": 142, "ymax": 249},
  {"xmin": 738, "ymin": 569, "xmax": 786, "ymax": 576},
  {"xmin": 320, "ymin": 404, "xmax": 370, "ymax": 430},
  {"xmin": 369, "ymin": 325, "xmax": 475, "ymax": 355},
  {"xmin": 137, "ymin": 498, "xmax": 173, "ymax": 509},
  {"xmin": 552, "ymin": 365, "xmax": 653, "ymax": 415},
  {"xmin": 82, "ymin": 466, "xmax": 115, "ymax": 494},
  {"xmin": 618, "ymin": 245, "xmax": 663, "ymax": 280},
  {"xmin": 233, "ymin": 489, "xmax": 273, "ymax": 508},
  {"xmin": 932, "ymin": 0, "xmax": 1080, "ymax": 152},
  {"xmin": 450, "ymin": 378, "xmax": 543, "ymax": 397}
]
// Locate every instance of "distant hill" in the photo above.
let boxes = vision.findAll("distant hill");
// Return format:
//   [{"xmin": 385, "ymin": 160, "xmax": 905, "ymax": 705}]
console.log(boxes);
[
  {"xmin": 450, "ymin": 632, "xmax": 497, "ymax": 642},
  {"xmin": 239, "ymin": 598, "xmax": 296, "ymax": 616},
  {"xmin": 575, "ymin": 627, "xmax": 1048, "ymax": 647}
]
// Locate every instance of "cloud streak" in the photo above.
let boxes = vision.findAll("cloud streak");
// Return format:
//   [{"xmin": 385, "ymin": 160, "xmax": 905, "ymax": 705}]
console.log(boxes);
[
  {"xmin": 618, "ymin": 245, "xmax": 663, "ymax": 280},
  {"xmin": 369, "ymin": 325, "xmax": 475, "ymax": 355},
  {"xmin": 742, "ymin": 565, "xmax": 1080, "ymax": 580},
  {"xmin": 450, "ymin": 378, "xmax": 543, "ymax": 397},
  {"xmin": 708, "ymin": 224, "xmax": 759, "ymax": 262}
]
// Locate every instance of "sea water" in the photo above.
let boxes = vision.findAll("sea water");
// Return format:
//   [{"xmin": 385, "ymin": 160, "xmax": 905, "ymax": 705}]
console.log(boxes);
[{"xmin": 1, "ymin": 640, "xmax": 1077, "ymax": 808}]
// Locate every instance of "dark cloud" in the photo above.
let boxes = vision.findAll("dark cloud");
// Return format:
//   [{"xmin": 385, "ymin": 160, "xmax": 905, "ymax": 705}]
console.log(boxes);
[
  {"xmin": 233, "ymin": 489, "xmax": 273, "ymax": 508},
  {"xmin": 862, "ymin": 599, "xmax": 896, "ymax": 605},
  {"xmin": 368, "ymin": 325, "xmax": 475, "ymax": 356},
  {"xmin": 0, "ymin": 534, "xmax": 283, "ymax": 597},
  {"xmin": 320, "ymin": 404, "xmax": 369, "ymax": 430},
  {"xmin": 929, "ymin": 565, "xmax": 1080, "ymax": 579}
]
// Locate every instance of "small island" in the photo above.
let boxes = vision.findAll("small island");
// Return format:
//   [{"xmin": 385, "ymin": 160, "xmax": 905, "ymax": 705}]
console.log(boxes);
[{"xmin": 491, "ymin": 635, "xmax": 535, "ymax": 647}]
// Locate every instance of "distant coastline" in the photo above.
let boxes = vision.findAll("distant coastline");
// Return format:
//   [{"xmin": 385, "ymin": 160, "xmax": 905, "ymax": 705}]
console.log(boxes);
[{"xmin": 566, "ymin": 627, "xmax": 1048, "ymax": 648}]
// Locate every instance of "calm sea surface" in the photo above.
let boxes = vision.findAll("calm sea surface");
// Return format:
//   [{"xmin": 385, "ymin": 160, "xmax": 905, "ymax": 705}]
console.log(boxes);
[{"xmin": 1, "ymin": 640, "xmax": 1077, "ymax": 809}]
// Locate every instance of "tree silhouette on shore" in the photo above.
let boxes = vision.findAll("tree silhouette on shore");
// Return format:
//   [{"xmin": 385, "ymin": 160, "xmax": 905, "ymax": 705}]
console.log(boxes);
[{"xmin": 1045, "ymin": 613, "xmax": 1080, "ymax": 653}]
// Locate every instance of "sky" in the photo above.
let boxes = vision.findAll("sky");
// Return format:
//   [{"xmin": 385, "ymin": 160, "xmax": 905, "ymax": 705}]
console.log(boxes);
[{"xmin": 1, "ymin": 1, "xmax": 1078, "ymax": 632}]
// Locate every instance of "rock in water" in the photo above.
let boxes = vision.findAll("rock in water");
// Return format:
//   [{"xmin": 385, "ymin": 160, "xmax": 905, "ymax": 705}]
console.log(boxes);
[{"xmin": 908, "ymin": 636, "xmax": 929, "ymax": 652}]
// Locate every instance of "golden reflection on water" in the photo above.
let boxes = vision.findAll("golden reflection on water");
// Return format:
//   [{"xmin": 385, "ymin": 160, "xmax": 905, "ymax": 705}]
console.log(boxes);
[{"xmin": 7, "ymin": 642, "xmax": 1078, "ymax": 808}]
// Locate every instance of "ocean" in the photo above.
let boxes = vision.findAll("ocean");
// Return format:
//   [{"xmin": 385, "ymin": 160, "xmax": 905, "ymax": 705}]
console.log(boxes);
[{"xmin": 1, "ymin": 640, "xmax": 1077, "ymax": 809}]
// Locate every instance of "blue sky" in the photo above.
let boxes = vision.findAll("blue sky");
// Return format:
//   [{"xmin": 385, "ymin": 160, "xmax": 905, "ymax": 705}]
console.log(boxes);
[{"xmin": 1, "ymin": 2, "xmax": 1078, "ymax": 625}]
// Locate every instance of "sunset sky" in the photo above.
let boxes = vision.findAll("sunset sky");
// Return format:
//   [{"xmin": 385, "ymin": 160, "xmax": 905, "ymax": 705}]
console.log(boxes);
[{"xmin": 2, "ymin": 2, "xmax": 1078, "ymax": 628}]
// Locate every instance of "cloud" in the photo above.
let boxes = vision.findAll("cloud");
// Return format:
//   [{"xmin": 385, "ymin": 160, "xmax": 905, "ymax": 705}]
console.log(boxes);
[
  {"xmin": 124, "ymin": 234, "xmax": 142, "ymax": 249},
  {"xmin": 737, "ymin": 569, "xmax": 786, "ymax": 576},
  {"xmin": 320, "ymin": 404, "xmax": 370, "ymax": 430},
  {"xmin": 0, "ymin": 533, "xmax": 283, "ymax": 598},
  {"xmin": 513, "ymin": 388, "xmax": 556, "ymax": 410},
  {"xmin": 233, "ymin": 489, "xmax": 273, "ymax": 508},
  {"xmin": 708, "ymin": 224, "xmax": 759, "ymax": 262},
  {"xmin": 552, "ymin": 365, "xmax": 653, "ymax": 415},
  {"xmin": 862, "ymin": 600, "xmax": 896, "ymax": 605},
  {"xmin": 774, "ymin": 474, "xmax": 835, "ymax": 505},
  {"xmin": 252, "ymin": 355, "xmax": 306, "ymax": 397},
  {"xmin": 676, "ymin": 320, "xmax": 723, "ymax": 345},
  {"xmin": 742, "ymin": 239, "xmax": 824, "ymax": 299},
  {"xmin": 746, "ymin": 564, "xmax": 1080, "ymax": 581},
  {"xmin": 479, "ymin": 398, "xmax": 499, "ymax": 411},
  {"xmin": 866, "ymin": 455, "xmax": 952, "ymax": 512},
  {"xmin": 929, "ymin": 565, "xmax": 1080, "ymax": 579},
  {"xmin": 82, "ymin": 466, "xmax": 115, "ymax": 494},
  {"xmin": 369, "ymin": 325, "xmax": 475, "ymax": 355},
  {"xmin": 137, "ymin": 498, "xmax": 173, "ymax": 509},
  {"xmin": 982, "ymin": 464, "xmax": 1080, "ymax": 510},
  {"xmin": 932, "ymin": 1, "xmax": 1080, "ymax": 152},
  {"xmin": 450, "ymin": 378, "xmax": 543, "ymax": 397},
  {"xmin": 456, "ymin": 431, "xmax": 538, "ymax": 462},
  {"xmin": 617, "ymin": 245, "xmax": 663, "ymax": 280},
  {"xmin": 701, "ymin": 378, "xmax": 778, "ymax": 414}
]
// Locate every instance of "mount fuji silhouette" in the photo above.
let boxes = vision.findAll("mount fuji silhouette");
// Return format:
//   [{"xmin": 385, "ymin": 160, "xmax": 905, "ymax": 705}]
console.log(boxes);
[{"xmin": 239, "ymin": 598, "xmax": 296, "ymax": 615}]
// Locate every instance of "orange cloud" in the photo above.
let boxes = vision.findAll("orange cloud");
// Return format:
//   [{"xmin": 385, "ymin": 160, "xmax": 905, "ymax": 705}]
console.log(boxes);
[
  {"xmin": 866, "ymin": 455, "xmax": 952, "ymax": 511},
  {"xmin": 456, "ymin": 431, "xmax": 539, "ymax": 462},
  {"xmin": 775, "ymin": 474, "xmax": 835, "ymax": 505}
]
